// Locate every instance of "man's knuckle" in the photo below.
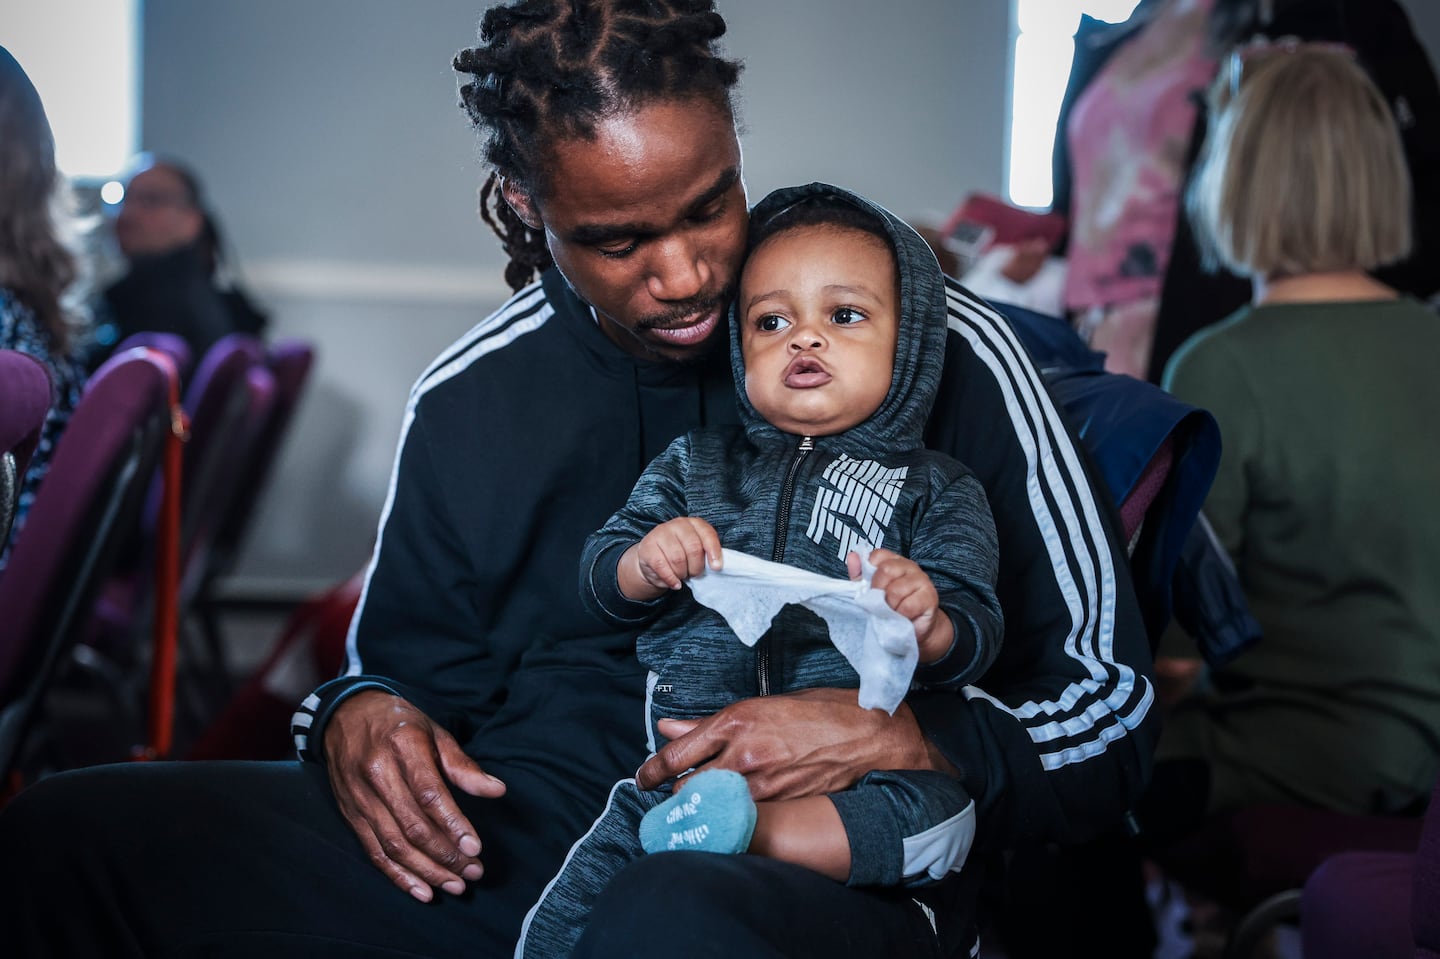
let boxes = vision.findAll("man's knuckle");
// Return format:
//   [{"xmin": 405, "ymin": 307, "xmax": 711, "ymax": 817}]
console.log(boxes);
[{"xmin": 415, "ymin": 784, "xmax": 445, "ymax": 809}]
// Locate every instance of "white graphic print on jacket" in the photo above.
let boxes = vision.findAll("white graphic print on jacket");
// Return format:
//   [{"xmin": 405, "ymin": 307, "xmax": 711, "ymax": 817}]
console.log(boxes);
[{"xmin": 806, "ymin": 455, "xmax": 910, "ymax": 561}]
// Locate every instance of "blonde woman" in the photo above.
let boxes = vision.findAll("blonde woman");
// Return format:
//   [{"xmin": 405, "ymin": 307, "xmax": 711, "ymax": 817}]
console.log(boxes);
[{"xmin": 1162, "ymin": 44, "xmax": 1440, "ymax": 820}]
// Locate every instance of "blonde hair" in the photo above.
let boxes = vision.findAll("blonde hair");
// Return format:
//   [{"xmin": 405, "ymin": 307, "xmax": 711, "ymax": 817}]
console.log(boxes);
[{"xmin": 1187, "ymin": 44, "xmax": 1412, "ymax": 279}]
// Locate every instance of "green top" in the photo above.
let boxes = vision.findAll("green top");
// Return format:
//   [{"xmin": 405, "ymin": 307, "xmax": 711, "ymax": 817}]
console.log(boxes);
[{"xmin": 1162, "ymin": 297, "xmax": 1440, "ymax": 814}]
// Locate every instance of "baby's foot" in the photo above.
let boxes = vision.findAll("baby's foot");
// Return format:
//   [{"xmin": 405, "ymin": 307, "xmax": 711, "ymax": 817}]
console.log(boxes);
[{"xmin": 639, "ymin": 769, "xmax": 756, "ymax": 855}]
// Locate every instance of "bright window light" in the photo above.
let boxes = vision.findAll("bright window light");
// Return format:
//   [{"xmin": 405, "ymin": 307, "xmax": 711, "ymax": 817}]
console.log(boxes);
[
  {"xmin": 6, "ymin": 0, "xmax": 140, "ymax": 180},
  {"xmin": 1008, "ymin": 0, "xmax": 1142, "ymax": 210}
]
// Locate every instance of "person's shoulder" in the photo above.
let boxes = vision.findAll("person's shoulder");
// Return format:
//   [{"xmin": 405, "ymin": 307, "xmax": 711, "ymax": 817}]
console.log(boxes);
[
  {"xmin": 1162, "ymin": 306, "xmax": 1255, "ymax": 393},
  {"xmin": 410, "ymin": 280, "xmax": 558, "ymax": 401},
  {"xmin": 0, "ymin": 288, "xmax": 44, "ymax": 351}
]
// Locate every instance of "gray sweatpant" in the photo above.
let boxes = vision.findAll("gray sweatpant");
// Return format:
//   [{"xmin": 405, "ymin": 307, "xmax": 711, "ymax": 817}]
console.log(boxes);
[{"xmin": 515, "ymin": 767, "xmax": 975, "ymax": 958}]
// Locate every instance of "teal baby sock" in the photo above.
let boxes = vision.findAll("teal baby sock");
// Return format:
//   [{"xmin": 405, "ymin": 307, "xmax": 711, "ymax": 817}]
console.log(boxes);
[{"xmin": 639, "ymin": 769, "xmax": 757, "ymax": 855}]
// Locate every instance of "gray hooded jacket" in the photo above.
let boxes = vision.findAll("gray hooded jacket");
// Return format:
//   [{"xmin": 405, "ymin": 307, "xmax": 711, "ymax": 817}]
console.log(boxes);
[{"xmin": 580, "ymin": 183, "xmax": 1003, "ymax": 740}]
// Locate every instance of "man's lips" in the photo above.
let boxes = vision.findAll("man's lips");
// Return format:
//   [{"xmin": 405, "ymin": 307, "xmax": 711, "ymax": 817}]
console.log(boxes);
[
  {"xmin": 783, "ymin": 355, "xmax": 831, "ymax": 388},
  {"xmin": 646, "ymin": 308, "xmax": 721, "ymax": 346}
]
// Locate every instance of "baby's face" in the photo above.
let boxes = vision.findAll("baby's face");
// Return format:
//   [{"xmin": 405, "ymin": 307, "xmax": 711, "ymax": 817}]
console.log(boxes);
[{"xmin": 739, "ymin": 225, "xmax": 898, "ymax": 437}]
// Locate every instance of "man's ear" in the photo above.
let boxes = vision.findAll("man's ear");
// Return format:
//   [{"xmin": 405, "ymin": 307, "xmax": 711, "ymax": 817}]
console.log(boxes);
[{"xmin": 499, "ymin": 176, "xmax": 543, "ymax": 231}]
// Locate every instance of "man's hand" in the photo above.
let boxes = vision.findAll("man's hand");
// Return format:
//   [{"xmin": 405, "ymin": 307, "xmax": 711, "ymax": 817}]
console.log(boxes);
[
  {"xmin": 323, "ymin": 689, "xmax": 506, "ymax": 902},
  {"xmin": 636, "ymin": 687, "xmax": 955, "ymax": 799},
  {"xmin": 619, "ymin": 517, "xmax": 723, "ymax": 600}
]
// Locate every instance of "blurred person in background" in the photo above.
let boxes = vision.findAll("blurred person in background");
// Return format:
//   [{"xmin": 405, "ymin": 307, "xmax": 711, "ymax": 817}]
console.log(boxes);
[
  {"xmin": 1045, "ymin": 0, "xmax": 1438, "ymax": 381},
  {"xmin": 1162, "ymin": 41, "xmax": 1440, "ymax": 834},
  {"xmin": 96, "ymin": 153, "xmax": 267, "ymax": 366},
  {"xmin": 0, "ymin": 45, "xmax": 90, "ymax": 570}
]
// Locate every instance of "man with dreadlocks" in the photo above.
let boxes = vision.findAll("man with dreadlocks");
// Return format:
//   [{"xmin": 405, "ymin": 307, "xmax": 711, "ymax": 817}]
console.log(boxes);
[{"xmin": 0, "ymin": 2, "xmax": 1156, "ymax": 957}]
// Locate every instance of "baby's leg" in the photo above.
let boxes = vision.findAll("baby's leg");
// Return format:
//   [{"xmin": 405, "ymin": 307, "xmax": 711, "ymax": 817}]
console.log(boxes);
[
  {"xmin": 639, "ymin": 770, "xmax": 851, "ymax": 881},
  {"xmin": 828, "ymin": 769, "xmax": 975, "ymax": 887},
  {"xmin": 639, "ymin": 769, "xmax": 973, "ymax": 888},
  {"xmin": 750, "ymin": 770, "xmax": 972, "ymax": 884}
]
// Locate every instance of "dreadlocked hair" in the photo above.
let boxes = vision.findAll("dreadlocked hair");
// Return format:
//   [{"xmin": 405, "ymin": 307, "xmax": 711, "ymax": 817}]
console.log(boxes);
[{"xmin": 456, "ymin": 0, "xmax": 743, "ymax": 292}]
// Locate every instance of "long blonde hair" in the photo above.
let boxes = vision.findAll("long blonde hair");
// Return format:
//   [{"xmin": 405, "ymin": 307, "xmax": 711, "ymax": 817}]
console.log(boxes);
[{"xmin": 0, "ymin": 47, "xmax": 79, "ymax": 349}]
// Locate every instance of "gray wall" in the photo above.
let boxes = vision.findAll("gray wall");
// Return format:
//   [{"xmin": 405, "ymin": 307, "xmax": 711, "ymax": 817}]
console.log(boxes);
[
  {"xmin": 138, "ymin": 0, "xmax": 1439, "ymax": 595},
  {"xmin": 137, "ymin": 0, "xmax": 1011, "ymax": 594}
]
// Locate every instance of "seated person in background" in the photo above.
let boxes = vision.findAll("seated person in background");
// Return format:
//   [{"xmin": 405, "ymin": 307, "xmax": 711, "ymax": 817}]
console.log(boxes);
[
  {"xmin": 1160, "ymin": 43, "xmax": 1440, "ymax": 819},
  {"xmin": 0, "ymin": 46, "xmax": 89, "ymax": 569},
  {"xmin": 98, "ymin": 153, "xmax": 267, "ymax": 365},
  {"xmin": 517, "ymin": 185, "xmax": 1003, "ymax": 958}
]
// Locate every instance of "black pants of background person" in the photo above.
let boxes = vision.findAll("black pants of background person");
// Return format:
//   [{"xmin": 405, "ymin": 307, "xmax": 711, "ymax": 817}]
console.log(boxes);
[
  {"xmin": 0, "ymin": 762, "xmax": 945, "ymax": 958},
  {"xmin": 989, "ymin": 759, "xmax": 1212, "ymax": 959}
]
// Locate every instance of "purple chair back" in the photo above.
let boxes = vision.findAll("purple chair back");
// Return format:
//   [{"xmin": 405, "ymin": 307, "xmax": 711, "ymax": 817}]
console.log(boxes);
[
  {"xmin": 182, "ymin": 362, "xmax": 278, "ymax": 597},
  {"xmin": 0, "ymin": 350, "xmax": 51, "ymax": 548},
  {"xmin": 178, "ymin": 334, "xmax": 266, "ymax": 525},
  {"xmin": 1415, "ymin": 777, "xmax": 1440, "ymax": 956},
  {"xmin": 208, "ymin": 339, "xmax": 315, "ymax": 576},
  {"xmin": 0, "ymin": 348, "xmax": 177, "ymax": 775},
  {"xmin": 113, "ymin": 332, "xmax": 194, "ymax": 384}
]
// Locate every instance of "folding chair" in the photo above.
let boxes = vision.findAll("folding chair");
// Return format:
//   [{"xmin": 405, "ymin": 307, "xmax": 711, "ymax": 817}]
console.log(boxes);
[
  {"xmin": 192, "ymin": 339, "xmax": 316, "ymax": 657},
  {"xmin": 75, "ymin": 334, "xmax": 270, "ymax": 750},
  {"xmin": 0, "ymin": 348, "xmax": 180, "ymax": 782}
]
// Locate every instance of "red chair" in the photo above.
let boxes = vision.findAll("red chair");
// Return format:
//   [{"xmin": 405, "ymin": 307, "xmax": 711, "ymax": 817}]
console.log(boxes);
[{"xmin": 187, "ymin": 570, "xmax": 360, "ymax": 761}]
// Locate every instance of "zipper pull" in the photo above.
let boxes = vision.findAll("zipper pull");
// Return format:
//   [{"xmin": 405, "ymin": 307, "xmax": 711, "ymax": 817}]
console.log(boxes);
[{"xmin": 799, "ymin": 435, "xmax": 814, "ymax": 451}]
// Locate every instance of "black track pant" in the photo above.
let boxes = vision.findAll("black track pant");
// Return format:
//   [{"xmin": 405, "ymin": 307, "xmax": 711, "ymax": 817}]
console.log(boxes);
[
  {"xmin": 0, "ymin": 759, "xmax": 955, "ymax": 958},
  {"xmin": 0, "ymin": 759, "xmax": 596, "ymax": 958},
  {"xmin": 574, "ymin": 852, "xmax": 947, "ymax": 959}
]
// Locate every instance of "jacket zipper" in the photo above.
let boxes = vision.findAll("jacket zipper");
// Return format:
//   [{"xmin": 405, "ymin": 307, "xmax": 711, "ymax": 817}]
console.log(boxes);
[{"xmin": 757, "ymin": 435, "xmax": 814, "ymax": 697}]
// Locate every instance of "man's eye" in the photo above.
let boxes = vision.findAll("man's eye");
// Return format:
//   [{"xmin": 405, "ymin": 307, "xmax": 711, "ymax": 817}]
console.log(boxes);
[
  {"xmin": 691, "ymin": 201, "xmax": 725, "ymax": 224},
  {"xmin": 757, "ymin": 314, "xmax": 790, "ymax": 332},
  {"xmin": 597, "ymin": 241, "xmax": 638, "ymax": 259},
  {"xmin": 833, "ymin": 307, "xmax": 866, "ymax": 325}
]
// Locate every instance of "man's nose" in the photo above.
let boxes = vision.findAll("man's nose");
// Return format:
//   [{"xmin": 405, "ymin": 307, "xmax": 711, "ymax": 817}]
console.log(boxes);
[{"xmin": 646, "ymin": 235, "xmax": 709, "ymax": 302}]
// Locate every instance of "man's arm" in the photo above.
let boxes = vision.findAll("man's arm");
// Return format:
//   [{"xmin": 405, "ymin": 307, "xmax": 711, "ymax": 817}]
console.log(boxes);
[
  {"xmin": 289, "ymin": 294, "xmax": 560, "ymax": 901},
  {"xmin": 289, "ymin": 399, "xmax": 506, "ymax": 901},
  {"xmin": 909, "ymin": 281, "xmax": 1157, "ymax": 852}
]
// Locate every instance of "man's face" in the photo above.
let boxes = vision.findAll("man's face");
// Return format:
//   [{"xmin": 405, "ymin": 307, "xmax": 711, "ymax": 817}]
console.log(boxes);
[
  {"xmin": 508, "ymin": 97, "xmax": 748, "ymax": 363},
  {"xmin": 114, "ymin": 165, "xmax": 204, "ymax": 260},
  {"xmin": 740, "ymin": 225, "xmax": 898, "ymax": 437}
]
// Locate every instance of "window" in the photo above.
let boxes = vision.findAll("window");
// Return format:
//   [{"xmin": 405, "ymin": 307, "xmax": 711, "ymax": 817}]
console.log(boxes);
[
  {"xmin": 1008, "ymin": 0, "xmax": 1141, "ymax": 209},
  {"xmin": 6, "ymin": 0, "xmax": 140, "ymax": 180}
]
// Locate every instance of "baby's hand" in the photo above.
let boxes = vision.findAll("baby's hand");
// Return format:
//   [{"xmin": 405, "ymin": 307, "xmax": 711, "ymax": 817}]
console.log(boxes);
[
  {"xmin": 620, "ymin": 518, "xmax": 723, "ymax": 600},
  {"xmin": 848, "ymin": 549, "xmax": 954, "ymax": 664}
]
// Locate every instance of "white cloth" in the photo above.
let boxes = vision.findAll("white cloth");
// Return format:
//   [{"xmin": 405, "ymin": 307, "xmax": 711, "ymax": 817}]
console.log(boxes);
[{"xmin": 687, "ymin": 548, "xmax": 917, "ymax": 714}]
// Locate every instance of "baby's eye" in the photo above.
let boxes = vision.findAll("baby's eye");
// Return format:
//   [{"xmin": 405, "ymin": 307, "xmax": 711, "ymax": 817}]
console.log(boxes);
[
  {"xmin": 832, "ymin": 307, "xmax": 866, "ymax": 325},
  {"xmin": 757, "ymin": 314, "xmax": 790, "ymax": 332}
]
